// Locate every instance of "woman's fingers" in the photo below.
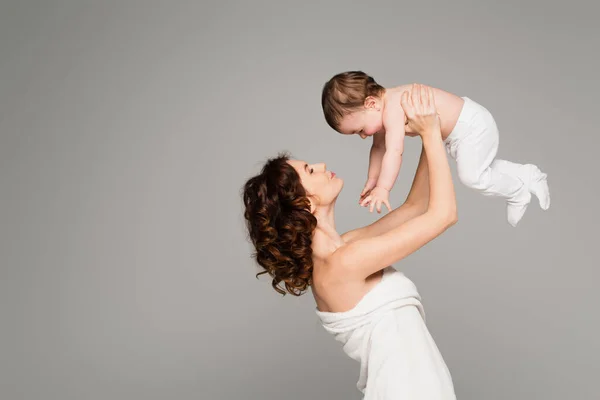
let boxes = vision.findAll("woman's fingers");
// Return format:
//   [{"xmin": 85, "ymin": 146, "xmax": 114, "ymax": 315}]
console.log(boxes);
[
  {"xmin": 400, "ymin": 91, "xmax": 409, "ymax": 108},
  {"xmin": 400, "ymin": 90, "xmax": 414, "ymax": 117},
  {"xmin": 428, "ymin": 86, "xmax": 438, "ymax": 114},
  {"xmin": 411, "ymin": 83, "xmax": 428, "ymax": 112},
  {"xmin": 404, "ymin": 84, "xmax": 440, "ymax": 135},
  {"xmin": 410, "ymin": 84, "xmax": 436, "ymax": 114},
  {"xmin": 425, "ymin": 86, "xmax": 432, "ymax": 108},
  {"xmin": 415, "ymin": 84, "xmax": 421, "ymax": 109},
  {"xmin": 420, "ymin": 84, "xmax": 428, "ymax": 107}
]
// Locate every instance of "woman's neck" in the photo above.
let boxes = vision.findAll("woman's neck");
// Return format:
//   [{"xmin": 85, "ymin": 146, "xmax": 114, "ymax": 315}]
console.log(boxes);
[{"xmin": 312, "ymin": 206, "xmax": 344, "ymax": 256}]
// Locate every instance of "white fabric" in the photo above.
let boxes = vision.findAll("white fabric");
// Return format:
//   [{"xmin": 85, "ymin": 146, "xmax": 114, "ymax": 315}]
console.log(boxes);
[
  {"xmin": 444, "ymin": 97, "xmax": 550, "ymax": 226},
  {"xmin": 315, "ymin": 267, "xmax": 456, "ymax": 399},
  {"xmin": 444, "ymin": 97, "xmax": 526, "ymax": 201}
]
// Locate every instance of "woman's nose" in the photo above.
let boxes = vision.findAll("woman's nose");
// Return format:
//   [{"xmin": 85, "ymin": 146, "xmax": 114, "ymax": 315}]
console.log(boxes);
[
  {"xmin": 316, "ymin": 163, "xmax": 326, "ymax": 171},
  {"xmin": 359, "ymin": 133, "xmax": 367, "ymax": 139}
]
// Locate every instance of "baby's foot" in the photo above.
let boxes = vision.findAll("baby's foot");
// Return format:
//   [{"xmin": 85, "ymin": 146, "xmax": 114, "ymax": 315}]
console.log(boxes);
[
  {"xmin": 507, "ymin": 189, "xmax": 531, "ymax": 227},
  {"xmin": 524, "ymin": 165, "xmax": 550, "ymax": 210},
  {"xmin": 506, "ymin": 164, "xmax": 550, "ymax": 227}
]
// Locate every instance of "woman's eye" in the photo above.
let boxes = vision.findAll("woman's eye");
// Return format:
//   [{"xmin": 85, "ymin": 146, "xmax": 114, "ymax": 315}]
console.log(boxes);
[{"xmin": 310, "ymin": 168, "xmax": 314, "ymax": 174}]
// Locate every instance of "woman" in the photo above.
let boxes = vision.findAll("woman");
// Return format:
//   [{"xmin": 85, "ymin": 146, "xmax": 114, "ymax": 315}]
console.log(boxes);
[{"xmin": 243, "ymin": 84, "xmax": 458, "ymax": 399}]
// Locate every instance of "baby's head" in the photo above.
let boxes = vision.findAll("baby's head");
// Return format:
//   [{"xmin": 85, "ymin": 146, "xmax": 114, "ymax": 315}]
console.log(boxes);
[{"xmin": 321, "ymin": 71, "xmax": 386, "ymax": 138}]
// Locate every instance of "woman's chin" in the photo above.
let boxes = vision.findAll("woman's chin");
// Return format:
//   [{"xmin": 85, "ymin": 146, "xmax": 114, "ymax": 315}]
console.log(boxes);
[{"xmin": 334, "ymin": 179, "xmax": 344, "ymax": 196}]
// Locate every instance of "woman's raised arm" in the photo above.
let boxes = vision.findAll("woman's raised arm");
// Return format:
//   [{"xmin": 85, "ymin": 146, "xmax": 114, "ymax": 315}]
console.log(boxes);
[
  {"xmin": 342, "ymin": 144, "xmax": 430, "ymax": 243},
  {"xmin": 332, "ymin": 85, "xmax": 457, "ymax": 279}
]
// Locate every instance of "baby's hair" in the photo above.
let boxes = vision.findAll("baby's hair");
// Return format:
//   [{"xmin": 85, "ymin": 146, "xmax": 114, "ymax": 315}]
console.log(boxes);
[{"xmin": 321, "ymin": 71, "xmax": 385, "ymax": 131}]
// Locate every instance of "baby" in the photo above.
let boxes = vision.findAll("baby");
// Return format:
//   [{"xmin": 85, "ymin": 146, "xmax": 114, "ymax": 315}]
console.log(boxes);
[{"xmin": 321, "ymin": 71, "xmax": 550, "ymax": 226}]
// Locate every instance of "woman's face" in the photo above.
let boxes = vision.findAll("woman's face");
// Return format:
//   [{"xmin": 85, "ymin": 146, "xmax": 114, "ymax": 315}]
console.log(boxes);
[{"xmin": 287, "ymin": 160, "xmax": 343, "ymax": 208}]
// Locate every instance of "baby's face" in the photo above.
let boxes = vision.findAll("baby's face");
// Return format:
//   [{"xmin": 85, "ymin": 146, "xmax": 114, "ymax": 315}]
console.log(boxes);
[
  {"xmin": 338, "ymin": 104, "xmax": 384, "ymax": 139},
  {"xmin": 338, "ymin": 109, "xmax": 384, "ymax": 139}
]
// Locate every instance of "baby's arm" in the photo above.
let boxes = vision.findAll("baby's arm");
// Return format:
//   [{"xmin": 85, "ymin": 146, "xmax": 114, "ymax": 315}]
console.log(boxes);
[
  {"xmin": 364, "ymin": 133, "xmax": 386, "ymax": 188},
  {"xmin": 376, "ymin": 108, "xmax": 406, "ymax": 192}
]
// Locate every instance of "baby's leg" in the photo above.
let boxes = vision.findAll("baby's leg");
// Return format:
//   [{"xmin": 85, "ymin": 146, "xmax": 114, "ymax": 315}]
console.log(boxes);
[
  {"xmin": 453, "ymin": 120, "xmax": 547, "ymax": 226},
  {"xmin": 490, "ymin": 159, "xmax": 550, "ymax": 210},
  {"xmin": 455, "ymin": 139, "xmax": 527, "ymax": 200}
]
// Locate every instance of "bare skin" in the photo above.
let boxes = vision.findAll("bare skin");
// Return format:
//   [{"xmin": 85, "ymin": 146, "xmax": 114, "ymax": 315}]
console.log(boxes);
[
  {"xmin": 338, "ymin": 84, "xmax": 464, "ymax": 214},
  {"xmin": 338, "ymin": 85, "xmax": 464, "ymax": 139},
  {"xmin": 388, "ymin": 85, "xmax": 465, "ymax": 139},
  {"xmin": 292, "ymin": 84, "xmax": 458, "ymax": 313}
]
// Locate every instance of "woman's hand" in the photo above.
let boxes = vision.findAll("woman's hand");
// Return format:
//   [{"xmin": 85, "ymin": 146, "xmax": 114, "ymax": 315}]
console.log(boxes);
[{"xmin": 401, "ymin": 84, "xmax": 440, "ymax": 138}]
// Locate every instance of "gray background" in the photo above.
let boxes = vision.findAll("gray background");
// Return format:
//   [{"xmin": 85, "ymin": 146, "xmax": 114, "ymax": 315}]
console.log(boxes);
[{"xmin": 1, "ymin": 1, "xmax": 598, "ymax": 399}]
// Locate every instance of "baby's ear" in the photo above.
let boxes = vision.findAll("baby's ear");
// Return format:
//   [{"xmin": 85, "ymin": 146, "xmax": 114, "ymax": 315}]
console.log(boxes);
[{"xmin": 364, "ymin": 96, "xmax": 380, "ymax": 110}]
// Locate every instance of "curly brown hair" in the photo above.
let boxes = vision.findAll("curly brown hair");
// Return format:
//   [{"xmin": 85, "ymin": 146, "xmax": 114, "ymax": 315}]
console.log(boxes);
[
  {"xmin": 321, "ymin": 70, "xmax": 385, "ymax": 131},
  {"xmin": 242, "ymin": 154, "xmax": 317, "ymax": 296}
]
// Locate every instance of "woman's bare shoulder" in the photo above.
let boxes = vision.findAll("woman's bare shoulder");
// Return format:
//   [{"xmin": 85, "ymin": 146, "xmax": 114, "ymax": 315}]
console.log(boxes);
[{"xmin": 312, "ymin": 256, "xmax": 384, "ymax": 313}]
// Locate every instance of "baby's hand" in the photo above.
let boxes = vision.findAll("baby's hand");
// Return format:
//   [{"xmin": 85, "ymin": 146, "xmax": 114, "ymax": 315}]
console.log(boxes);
[
  {"xmin": 360, "ymin": 186, "xmax": 392, "ymax": 213},
  {"xmin": 359, "ymin": 179, "xmax": 377, "ymax": 202}
]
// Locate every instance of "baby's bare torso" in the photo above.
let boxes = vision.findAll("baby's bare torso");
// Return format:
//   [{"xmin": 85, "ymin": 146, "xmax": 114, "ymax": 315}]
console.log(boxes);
[{"xmin": 385, "ymin": 85, "xmax": 465, "ymax": 140}]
